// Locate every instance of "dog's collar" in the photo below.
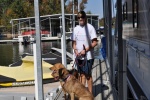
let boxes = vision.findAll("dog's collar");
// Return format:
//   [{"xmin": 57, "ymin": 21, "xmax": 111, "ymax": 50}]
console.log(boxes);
[{"xmin": 60, "ymin": 74, "xmax": 71, "ymax": 82}]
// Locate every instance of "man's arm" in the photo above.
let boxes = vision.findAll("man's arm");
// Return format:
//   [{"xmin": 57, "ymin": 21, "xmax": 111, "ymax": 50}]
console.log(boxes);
[
  {"xmin": 72, "ymin": 40, "xmax": 77, "ymax": 49},
  {"xmin": 85, "ymin": 38, "xmax": 98, "ymax": 52},
  {"xmin": 72, "ymin": 40, "xmax": 79, "ymax": 56}
]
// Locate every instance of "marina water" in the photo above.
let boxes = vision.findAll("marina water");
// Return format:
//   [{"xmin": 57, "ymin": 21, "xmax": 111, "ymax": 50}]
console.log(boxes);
[{"xmin": 0, "ymin": 40, "xmax": 73, "ymax": 66}]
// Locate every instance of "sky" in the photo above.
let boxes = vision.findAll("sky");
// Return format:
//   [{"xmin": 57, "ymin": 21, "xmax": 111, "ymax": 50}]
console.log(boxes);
[{"xmin": 84, "ymin": 0, "xmax": 116, "ymax": 19}]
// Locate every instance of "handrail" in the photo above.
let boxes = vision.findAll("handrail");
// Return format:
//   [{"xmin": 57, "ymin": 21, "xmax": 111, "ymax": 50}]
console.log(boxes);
[{"xmin": 127, "ymin": 43, "xmax": 150, "ymax": 60}]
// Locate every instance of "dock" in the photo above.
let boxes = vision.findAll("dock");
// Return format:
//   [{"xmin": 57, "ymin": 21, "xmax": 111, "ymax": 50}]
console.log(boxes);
[
  {"xmin": 0, "ymin": 41, "xmax": 116, "ymax": 100},
  {"xmin": 0, "ymin": 40, "xmax": 18, "ymax": 43},
  {"xmin": 0, "ymin": 60, "xmax": 115, "ymax": 100},
  {"xmin": 54, "ymin": 59, "xmax": 115, "ymax": 100},
  {"xmin": 0, "ymin": 82, "xmax": 60, "ymax": 100},
  {"xmin": 0, "ymin": 36, "xmax": 71, "ymax": 44}
]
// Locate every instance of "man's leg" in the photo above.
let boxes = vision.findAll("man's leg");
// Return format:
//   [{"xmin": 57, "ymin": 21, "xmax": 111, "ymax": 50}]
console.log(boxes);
[
  {"xmin": 87, "ymin": 59, "xmax": 94, "ymax": 93},
  {"xmin": 87, "ymin": 76, "xmax": 93, "ymax": 93},
  {"xmin": 79, "ymin": 74, "xmax": 86, "ymax": 86}
]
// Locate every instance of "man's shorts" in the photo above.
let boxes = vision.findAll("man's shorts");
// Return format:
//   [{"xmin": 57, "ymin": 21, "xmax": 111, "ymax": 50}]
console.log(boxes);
[{"xmin": 76, "ymin": 59, "xmax": 94, "ymax": 76}]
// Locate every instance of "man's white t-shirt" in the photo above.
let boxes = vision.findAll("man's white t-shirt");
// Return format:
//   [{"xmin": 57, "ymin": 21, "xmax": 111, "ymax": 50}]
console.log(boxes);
[{"xmin": 72, "ymin": 23, "xmax": 97, "ymax": 60}]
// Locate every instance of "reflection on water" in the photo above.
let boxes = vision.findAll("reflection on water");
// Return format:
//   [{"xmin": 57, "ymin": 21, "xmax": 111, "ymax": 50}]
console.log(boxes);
[{"xmin": 0, "ymin": 40, "xmax": 72, "ymax": 66}]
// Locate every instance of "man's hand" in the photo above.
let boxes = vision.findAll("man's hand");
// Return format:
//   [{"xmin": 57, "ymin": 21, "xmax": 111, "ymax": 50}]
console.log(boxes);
[
  {"xmin": 74, "ymin": 49, "xmax": 79, "ymax": 56},
  {"xmin": 79, "ymin": 50, "xmax": 86, "ymax": 56}
]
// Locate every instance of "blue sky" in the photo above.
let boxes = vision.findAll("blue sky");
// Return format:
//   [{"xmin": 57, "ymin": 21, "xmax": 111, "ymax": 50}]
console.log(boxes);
[{"xmin": 84, "ymin": 0, "xmax": 116, "ymax": 19}]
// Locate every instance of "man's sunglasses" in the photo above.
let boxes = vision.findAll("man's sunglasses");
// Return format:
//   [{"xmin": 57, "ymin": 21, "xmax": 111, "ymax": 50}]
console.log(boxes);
[{"xmin": 77, "ymin": 16, "xmax": 85, "ymax": 19}]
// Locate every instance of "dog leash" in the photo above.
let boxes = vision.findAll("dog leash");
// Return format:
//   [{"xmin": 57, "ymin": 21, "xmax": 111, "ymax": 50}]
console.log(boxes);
[
  {"xmin": 72, "ymin": 45, "xmax": 86, "ymax": 68},
  {"xmin": 72, "ymin": 45, "xmax": 90, "ymax": 75},
  {"xmin": 61, "ymin": 74, "xmax": 71, "ymax": 87},
  {"xmin": 75, "ymin": 45, "xmax": 87, "ymax": 67}
]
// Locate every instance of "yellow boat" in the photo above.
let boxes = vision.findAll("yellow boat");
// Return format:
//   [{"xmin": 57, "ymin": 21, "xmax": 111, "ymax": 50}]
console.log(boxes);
[{"xmin": 0, "ymin": 56, "xmax": 53, "ymax": 87}]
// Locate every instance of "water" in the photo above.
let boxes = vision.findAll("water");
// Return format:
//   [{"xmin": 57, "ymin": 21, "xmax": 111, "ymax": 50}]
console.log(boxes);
[{"xmin": 0, "ymin": 40, "xmax": 73, "ymax": 66}]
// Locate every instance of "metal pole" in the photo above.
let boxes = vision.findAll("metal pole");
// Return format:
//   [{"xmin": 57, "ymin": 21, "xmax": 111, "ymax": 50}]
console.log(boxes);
[
  {"xmin": 19, "ymin": 20, "xmax": 21, "ymax": 36},
  {"xmin": 49, "ymin": 17, "xmax": 52, "ymax": 37},
  {"xmin": 78, "ymin": 0, "xmax": 80, "ymax": 12},
  {"xmin": 117, "ymin": 0, "xmax": 124, "ymax": 99},
  {"xmin": 106, "ymin": 0, "xmax": 110, "ymax": 65},
  {"xmin": 59, "ymin": 17, "xmax": 62, "ymax": 38},
  {"xmin": 72, "ymin": 0, "xmax": 75, "ymax": 63},
  {"xmin": 72, "ymin": 0, "xmax": 75, "ymax": 31},
  {"xmin": 29, "ymin": 19, "xmax": 31, "ymax": 31},
  {"xmin": 104, "ymin": 0, "xmax": 109, "ymax": 60},
  {"xmin": 97, "ymin": 17, "xmax": 99, "ymax": 29},
  {"xmin": 123, "ymin": 39, "xmax": 127, "ymax": 100},
  {"xmin": 108, "ymin": 0, "xmax": 113, "ymax": 84},
  {"xmin": 61, "ymin": 0, "xmax": 67, "ymax": 67},
  {"xmin": 33, "ymin": 0, "xmax": 44, "ymax": 100},
  {"xmin": 70, "ymin": 16, "xmax": 72, "ymax": 31},
  {"xmin": 29, "ymin": 19, "xmax": 32, "ymax": 39},
  {"xmin": 91, "ymin": 16, "xmax": 92, "ymax": 25},
  {"xmin": 11, "ymin": 21, "xmax": 14, "ymax": 38}
]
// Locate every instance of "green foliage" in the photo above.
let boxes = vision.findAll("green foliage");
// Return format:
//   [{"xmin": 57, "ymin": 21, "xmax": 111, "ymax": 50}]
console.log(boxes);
[
  {"xmin": 0, "ymin": 0, "xmax": 14, "ymax": 16},
  {"xmin": 0, "ymin": 0, "xmax": 89, "ymax": 33},
  {"xmin": 99, "ymin": 18, "xmax": 104, "ymax": 26},
  {"xmin": 112, "ymin": 17, "xmax": 116, "ymax": 28},
  {"xmin": 65, "ymin": 0, "xmax": 88, "ymax": 13},
  {"xmin": 99, "ymin": 17, "xmax": 116, "ymax": 28},
  {"xmin": 86, "ymin": 11, "xmax": 91, "ymax": 14}
]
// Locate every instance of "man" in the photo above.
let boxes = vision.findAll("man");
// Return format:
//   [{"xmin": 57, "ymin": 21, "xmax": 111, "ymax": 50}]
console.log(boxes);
[{"xmin": 72, "ymin": 11, "xmax": 98, "ymax": 93}]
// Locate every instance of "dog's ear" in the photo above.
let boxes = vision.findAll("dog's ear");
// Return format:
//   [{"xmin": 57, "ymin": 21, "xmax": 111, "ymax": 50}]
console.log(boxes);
[
  {"xmin": 57, "ymin": 63, "xmax": 65, "ymax": 69},
  {"xmin": 59, "ymin": 63, "xmax": 65, "ymax": 68},
  {"xmin": 49, "ymin": 67, "xmax": 52, "ymax": 70},
  {"xmin": 53, "ymin": 63, "xmax": 64, "ymax": 69},
  {"xmin": 58, "ymin": 68, "xmax": 64, "ymax": 77},
  {"xmin": 49, "ymin": 67, "xmax": 54, "ymax": 70}
]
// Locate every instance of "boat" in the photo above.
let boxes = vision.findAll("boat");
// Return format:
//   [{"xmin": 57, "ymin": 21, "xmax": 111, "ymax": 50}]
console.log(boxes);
[
  {"xmin": 112, "ymin": 0, "xmax": 150, "ymax": 99},
  {"xmin": 0, "ymin": 48, "xmax": 73, "ymax": 87},
  {"xmin": 17, "ymin": 27, "xmax": 50, "ymax": 44},
  {"xmin": 0, "ymin": 56, "xmax": 53, "ymax": 87}
]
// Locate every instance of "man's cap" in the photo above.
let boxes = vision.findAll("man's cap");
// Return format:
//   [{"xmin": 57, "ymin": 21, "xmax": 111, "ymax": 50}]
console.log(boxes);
[{"xmin": 77, "ymin": 11, "xmax": 86, "ymax": 18}]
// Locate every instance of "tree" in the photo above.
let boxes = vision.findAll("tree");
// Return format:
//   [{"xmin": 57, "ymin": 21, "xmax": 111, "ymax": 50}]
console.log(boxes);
[
  {"xmin": 99, "ymin": 17, "xmax": 116, "ymax": 28},
  {"xmin": 79, "ymin": 0, "xmax": 88, "ymax": 11},
  {"xmin": 99, "ymin": 18, "xmax": 104, "ymax": 26},
  {"xmin": 40, "ymin": 0, "xmax": 63, "ymax": 15},
  {"xmin": 0, "ymin": 0, "xmax": 14, "ymax": 17},
  {"xmin": 0, "ymin": 0, "xmax": 14, "ymax": 25},
  {"xmin": 86, "ymin": 11, "xmax": 91, "ymax": 14},
  {"xmin": 112, "ymin": 17, "xmax": 116, "ymax": 28},
  {"xmin": 0, "ymin": 0, "xmax": 89, "ymax": 33},
  {"xmin": 65, "ymin": 0, "xmax": 88, "ymax": 14}
]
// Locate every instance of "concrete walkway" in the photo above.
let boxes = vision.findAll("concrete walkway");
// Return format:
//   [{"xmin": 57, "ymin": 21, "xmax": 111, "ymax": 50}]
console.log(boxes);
[
  {"xmin": 55, "ymin": 40, "xmax": 116, "ymax": 100},
  {"xmin": 54, "ymin": 59, "xmax": 115, "ymax": 100},
  {"xmin": 0, "ymin": 82, "xmax": 60, "ymax": 100},
  {"xmin": 93, "ymin": 59, "xmax": 115, "ymax": 100}
]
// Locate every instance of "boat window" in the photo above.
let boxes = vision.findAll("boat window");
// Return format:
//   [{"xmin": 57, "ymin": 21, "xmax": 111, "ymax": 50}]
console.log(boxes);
[
  {"xmin": 132, "ymin": 0, "xmax": 138, "ymax": 28},
  {"xmin": 123, "ymin": 2, "xmax": 128, "ymax": 21}
]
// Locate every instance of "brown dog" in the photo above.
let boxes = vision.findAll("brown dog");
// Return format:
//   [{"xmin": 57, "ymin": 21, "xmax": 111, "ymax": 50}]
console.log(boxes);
[
  {"xmin": 49, "ymin": 63, "xmax": 78, "ymax": 79},
  {"xmin": 49, "ymin": 63, "xmax": 78, "ymax": 99},
  {"xmin": 49, "ymin": 63, "xmax": 65, "ymax": 80},
  {"xmin": 52, "ymin": 67, "xmax": 94, "ymax": 100}
]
